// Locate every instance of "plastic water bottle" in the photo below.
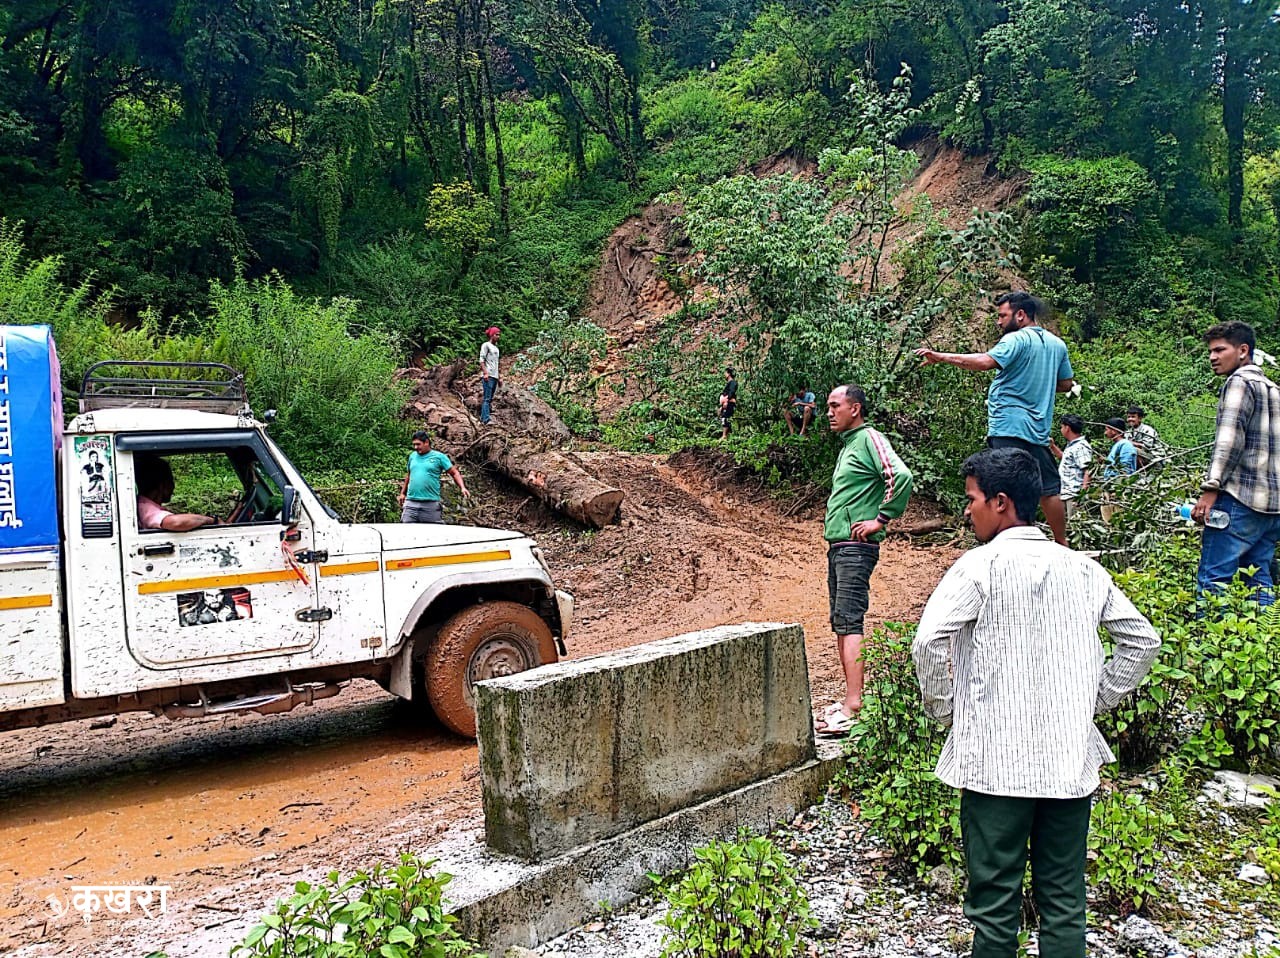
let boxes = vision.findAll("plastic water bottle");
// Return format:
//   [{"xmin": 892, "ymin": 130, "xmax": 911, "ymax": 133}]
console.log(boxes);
[{"xmin": 1178, "ymin": 502, "xmax": 1230, "ymax": 529}]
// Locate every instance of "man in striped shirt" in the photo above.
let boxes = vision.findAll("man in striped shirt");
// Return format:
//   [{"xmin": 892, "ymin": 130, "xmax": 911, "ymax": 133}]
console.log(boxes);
[
  {"xmin": 913, "ymin": 447, "xmax": 1159, "ymax": 958},
  {"xmin": 1191, "ymin": 321, "xmax": 1280, "ymax": 604},
  {"xmin": 818, "ymin": 384, "xmax": 913, "ymax": 735}
]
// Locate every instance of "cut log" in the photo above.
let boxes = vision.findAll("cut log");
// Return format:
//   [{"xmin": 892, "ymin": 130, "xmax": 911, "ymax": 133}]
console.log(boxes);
[
  {"xmin": 486, "ymin": 437, "xmax": 625, "ymax": 529},
  {"xmin": 398, "ymin": 368, "xmax": 624, "ymax": 528},
  {"xmin": 895, "ymin": 517, "xmax": 949, "ymax": 536}
]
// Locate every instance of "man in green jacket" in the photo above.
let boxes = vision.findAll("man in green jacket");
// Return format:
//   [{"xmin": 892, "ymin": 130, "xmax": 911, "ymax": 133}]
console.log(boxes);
[{"xmin": 819, "ymin": 384, "xmax": 914, "ymax": 735}]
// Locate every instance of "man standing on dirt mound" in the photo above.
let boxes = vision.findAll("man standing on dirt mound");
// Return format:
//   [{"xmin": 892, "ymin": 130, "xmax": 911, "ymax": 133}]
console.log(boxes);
[
  {"xmin": 479, "ymin": 326, "xmax": 501, "ymax": 424},
  {"xmin": 818, "ymin": 384, "xmax": 913, "ymax": 736},
  {"xmin": 915, "ymin": 291, "xmax": 1077, "ymax": 546}
]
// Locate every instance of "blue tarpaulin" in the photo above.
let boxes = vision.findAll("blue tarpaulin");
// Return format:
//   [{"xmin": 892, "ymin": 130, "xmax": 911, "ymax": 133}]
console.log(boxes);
[{"xmin": 0, "ymin": 326, "xmax": 61, "ymax": 551}]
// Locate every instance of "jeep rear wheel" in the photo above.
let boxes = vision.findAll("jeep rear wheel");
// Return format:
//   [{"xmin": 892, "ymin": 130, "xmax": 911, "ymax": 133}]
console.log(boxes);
[{"xmin": 424, "ymin": 601, "xmax": 557, "ymax": 738}]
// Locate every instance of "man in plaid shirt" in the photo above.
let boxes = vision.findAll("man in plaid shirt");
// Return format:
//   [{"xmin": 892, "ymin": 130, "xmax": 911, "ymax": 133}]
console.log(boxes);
[{"xmin": 1191, "ymin": 321, "xmax": 1280, "ymax": 604}]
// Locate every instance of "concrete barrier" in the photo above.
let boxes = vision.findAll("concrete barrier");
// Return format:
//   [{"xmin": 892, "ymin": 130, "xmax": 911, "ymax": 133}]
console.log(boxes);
[{"xmin": 475, "ymin": 622, "xmax": 814, "ymax": 861}]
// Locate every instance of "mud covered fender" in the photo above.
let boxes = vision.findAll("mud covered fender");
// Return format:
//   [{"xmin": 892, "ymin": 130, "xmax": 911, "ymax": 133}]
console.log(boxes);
[{"xmin": 385, "ymin": 568, "xmax": 559, "ymax": 698}]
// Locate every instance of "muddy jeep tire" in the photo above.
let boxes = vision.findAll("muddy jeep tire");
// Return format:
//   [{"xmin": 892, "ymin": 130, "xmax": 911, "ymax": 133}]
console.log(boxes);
[{"xmin": 424, "ymin": 601, "xmax": 557, "ymax": 738}]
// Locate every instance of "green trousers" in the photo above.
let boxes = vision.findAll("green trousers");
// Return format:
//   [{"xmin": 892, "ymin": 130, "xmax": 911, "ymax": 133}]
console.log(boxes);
[{"xmin": 960, "ymin": 790, "xmax": 1092, "ymax": 958}]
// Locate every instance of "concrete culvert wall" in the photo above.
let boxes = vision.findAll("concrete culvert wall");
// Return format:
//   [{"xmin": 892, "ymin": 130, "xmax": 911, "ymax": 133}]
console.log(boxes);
[{"xmin": 474, "ymin": 622, "xmax": 815, "ymax": 861}]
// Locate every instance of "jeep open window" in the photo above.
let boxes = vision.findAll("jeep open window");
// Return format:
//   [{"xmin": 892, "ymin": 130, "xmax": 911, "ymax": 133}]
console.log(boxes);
[{"xmin": 117, "ymin": 432, "xmax": 290, "ymax": 531}]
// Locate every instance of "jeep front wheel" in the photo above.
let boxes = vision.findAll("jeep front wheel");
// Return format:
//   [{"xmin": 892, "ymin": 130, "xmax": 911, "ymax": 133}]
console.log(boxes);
[{"xmin": 424, "ymin": 601, "xmax": 557, "ymax": 738}]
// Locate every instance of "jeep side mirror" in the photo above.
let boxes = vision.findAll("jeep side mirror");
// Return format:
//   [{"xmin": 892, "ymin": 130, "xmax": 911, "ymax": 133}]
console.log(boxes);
[{"xmin": 282, "ymin": 485, "xmax": 299, "ymax": 526}]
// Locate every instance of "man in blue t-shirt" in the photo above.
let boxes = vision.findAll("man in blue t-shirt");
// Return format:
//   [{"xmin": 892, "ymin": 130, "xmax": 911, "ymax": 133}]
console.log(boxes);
[
  {"xmin": 398, "ymin": 431, "xmax": 470, "ymax": 523},
  {"xmin": 1102, "ymin": 418, "xmax": 1138, "ymax": 478},
  {"xmin": 915, "ymin": 291, "xmax": 1078, "ymax": 545},
  {"xmin": 783, "ymin": 387, "xmax": 816, "ymax": 436}
]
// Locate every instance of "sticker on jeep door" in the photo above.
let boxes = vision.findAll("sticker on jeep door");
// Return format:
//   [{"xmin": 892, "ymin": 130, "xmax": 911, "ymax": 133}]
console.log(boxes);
[
  {"xmin": 74, "ymin": 435, "xmax": 114, "ymax": 537},
  {"xmin": 177, "ymin": 587, "xmax": 253, "ymax": 626}
]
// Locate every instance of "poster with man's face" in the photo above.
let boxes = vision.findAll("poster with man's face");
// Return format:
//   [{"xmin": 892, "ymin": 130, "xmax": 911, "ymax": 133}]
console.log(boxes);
[
  {"xmin": 177, "ymin": 587, "xmax": 253, "ymax": 627},
  {"xmin": 73, "ymin": 437, "xmax": 114, "ymax": 534}
]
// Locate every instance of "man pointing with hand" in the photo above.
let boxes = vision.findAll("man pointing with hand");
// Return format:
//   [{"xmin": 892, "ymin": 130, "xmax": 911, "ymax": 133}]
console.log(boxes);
[{"xmin": 916, "ymin": 291, "xmax": 1076, "ymax": 546}]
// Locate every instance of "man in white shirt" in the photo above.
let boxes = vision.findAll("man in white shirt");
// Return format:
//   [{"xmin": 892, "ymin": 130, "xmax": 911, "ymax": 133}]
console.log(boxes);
[
  {"xmin": 912, "ymin": 447, "xmax": 1159, "ymax": 958},
  {"xmin": 479, "ymin": 326, "xmax": 501, "ymax": 424},
  {"xmin": 1050, "ymin": 413, "xmax": 1092, "ymax": 519}
]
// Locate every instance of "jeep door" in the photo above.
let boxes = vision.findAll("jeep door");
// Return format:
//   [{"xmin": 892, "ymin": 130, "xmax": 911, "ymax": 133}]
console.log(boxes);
[{"xmin": 117, "ymin": 432, "xmax": 320, "ymax": 669}]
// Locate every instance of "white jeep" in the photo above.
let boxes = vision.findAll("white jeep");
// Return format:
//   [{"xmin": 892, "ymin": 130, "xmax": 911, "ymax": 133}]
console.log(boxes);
[{"xmin": 0, "ymin": 326, "xmax": 570, "ymax": 738}]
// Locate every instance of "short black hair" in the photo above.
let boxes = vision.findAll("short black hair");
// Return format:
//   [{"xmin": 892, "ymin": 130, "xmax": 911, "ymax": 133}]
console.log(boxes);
[
  {"xmin": 135, "ymin": 453, "xmax": 173, "ymax": 495},
  {"xmin": 412, "ymin": 430, "xmax": 431, "ymax": 443},
  {"xmin": 835, "ymin": 383, "xmax": 869, "ymax": 415},
  {"xmin": 961, "ymin": 448, "xmax": 1042, "ymax": 523},
  {"xmin": 1126, "ymin": 405, "xmax": 1144, "ymax": 417},
  {"xmin": 1105, "ymin": 417, "xmax": 1126, "ymax": 432},
  {"xmin": 726, "ymin": 367, "xmax": 736, "ymax": 377},
  {"xmin": 995, "ymin": 291, "xmax": 1042, "ymax": 321},
  {"xmin": 1204, "ymin": 321, "xmax": 1255, "ymax": 355},
  {"xmin": 1061, "ymin": 414, "xmax": 1084, "ymax": 435}
]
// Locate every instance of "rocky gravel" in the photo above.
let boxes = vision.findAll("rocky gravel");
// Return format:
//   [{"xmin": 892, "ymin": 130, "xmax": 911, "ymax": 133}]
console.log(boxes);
[{"xmin": 523, "ymin": 790, "xmax": 1277, "ymax": 958}]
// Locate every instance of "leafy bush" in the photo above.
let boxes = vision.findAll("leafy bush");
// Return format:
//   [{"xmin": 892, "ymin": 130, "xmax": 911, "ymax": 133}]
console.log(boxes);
[
  {"xmin": 1097, "ymin": 537, "xmax": 1201, "ymax": 768},
  {"xmin": 838, "ymin": 624, "xmax": 963, "ymax": 877},
  {"xmin": 233, "ymin": 855, "xmax": 481, "ymax": 958},
  {"xmin": 0, "ymin": 227, "xmax": 407, "ymax": 474},
  {"xmin": 1184, "ymin": 580, "xmax": 1280, "ymax": 767},
  {"xmin": 1066, "ymin": 337, "xmax": 1216, "ymax": 451},
  {"xmin": 656, "ymin": 834, "xmax": 816, "ymax": 958},
  {"xmin": 201, "ymin": 274, "xmax": 408, "ymax": 472},
  {"xmin": 1023, "ymin": 156, "xmax": 1159, "ymax": 284},
  {"xmin": 1088, "ymin": 787, "xmax": 1184, "ymax": 912},
  {"xmin": 1095, "ymin": 527, "xmax": 1280, "ymax": 770}
]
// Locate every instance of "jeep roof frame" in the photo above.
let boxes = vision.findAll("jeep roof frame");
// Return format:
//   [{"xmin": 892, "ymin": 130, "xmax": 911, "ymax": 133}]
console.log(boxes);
[{"xmin": 79, "ymin": 361, "xmax": 249, "ymax": 415}]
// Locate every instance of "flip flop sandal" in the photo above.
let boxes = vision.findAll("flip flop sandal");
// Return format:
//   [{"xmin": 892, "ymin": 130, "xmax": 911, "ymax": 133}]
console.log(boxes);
[{"xmin": 817, "ymin": 709, "xmax": 856, "ymax": 736}]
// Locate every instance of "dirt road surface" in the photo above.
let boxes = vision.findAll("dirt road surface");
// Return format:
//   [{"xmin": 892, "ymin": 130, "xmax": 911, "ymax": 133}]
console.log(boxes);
[{"xmin": 0, "ymin": 452, "xmax": 962, "ymax": 956}]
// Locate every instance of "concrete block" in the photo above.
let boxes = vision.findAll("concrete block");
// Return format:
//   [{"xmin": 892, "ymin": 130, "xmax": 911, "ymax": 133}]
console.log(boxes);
[
  {"xmin": 446, "ymin": 738, "xmax": 845, "ymax": 954},
  {"xmin": 475, "ymin": 622, "xmax": 814, "ymax": 861}
]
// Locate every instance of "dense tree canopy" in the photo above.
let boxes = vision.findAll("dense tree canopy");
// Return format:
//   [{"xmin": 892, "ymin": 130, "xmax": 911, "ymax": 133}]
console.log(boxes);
[{"xmin": 0, "ymin": 0, "xmax": 1276, "ymax": 351}]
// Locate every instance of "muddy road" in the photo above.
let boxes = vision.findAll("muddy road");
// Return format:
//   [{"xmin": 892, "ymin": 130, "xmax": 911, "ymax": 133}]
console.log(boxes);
[{"xmin": 1, "ymin": 455, "xmax": 960, "ymax": 956}]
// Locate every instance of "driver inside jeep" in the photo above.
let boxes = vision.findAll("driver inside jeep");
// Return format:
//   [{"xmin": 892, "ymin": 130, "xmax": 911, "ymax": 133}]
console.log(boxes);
[{"xmin": 135, "ymin": 453, "xmax": 220, "ymax": 532}]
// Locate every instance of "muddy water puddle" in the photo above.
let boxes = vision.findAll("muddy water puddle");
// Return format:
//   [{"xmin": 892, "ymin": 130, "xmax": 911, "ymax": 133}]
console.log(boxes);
[{"xmin": 0, "ymin": 682, "xmax": 479, "ymax": 950}]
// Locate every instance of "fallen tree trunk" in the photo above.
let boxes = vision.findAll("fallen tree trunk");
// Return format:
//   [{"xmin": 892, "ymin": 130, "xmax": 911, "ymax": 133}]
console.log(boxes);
[
  {"xmin": 895, "ymin": 517, "xmax": 949, "ymax": 536},
  {"xmin": 484, "ymin": 437, "xmax": 625, "ymax": 529},
  {"xmin": 398, "ymin": 367, "xmax": 624, "ymax": 528}
]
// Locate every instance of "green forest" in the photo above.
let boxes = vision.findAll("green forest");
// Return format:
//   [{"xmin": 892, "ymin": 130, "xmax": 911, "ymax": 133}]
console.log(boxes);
[{"xmin": 1, "ymin": 0, "xmax": 1278, "ymax": 491}]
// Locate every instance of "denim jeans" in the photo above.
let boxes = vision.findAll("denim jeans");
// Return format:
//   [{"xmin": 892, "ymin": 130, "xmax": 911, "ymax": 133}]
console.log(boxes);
[
  {"xmin": 1196, "ymin": 492, "xmax": 1280, "ymax": 606},
  {"xmin": 827, "ymin": 542, "xmax": 879, "ymax": 634},
  {"xmin": 480, "ymin": 377, "xmax": 497, "ymax": 424}
]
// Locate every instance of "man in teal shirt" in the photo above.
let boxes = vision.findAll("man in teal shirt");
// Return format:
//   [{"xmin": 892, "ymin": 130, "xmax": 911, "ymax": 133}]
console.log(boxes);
[
  {"xmin": 398, "ymin": 431, "xmax": 470, "ymax": 523},
  {"xmin": 1102, "ymin": 418, "xmax": 1138, "ymax": 478},
  {"xmin": 915, "ymin": 291, "xmax": 1077, "ymax": 545},
  {"xmin": 819, "ymin": 384, "xmax": 914, "ymax": 736}
]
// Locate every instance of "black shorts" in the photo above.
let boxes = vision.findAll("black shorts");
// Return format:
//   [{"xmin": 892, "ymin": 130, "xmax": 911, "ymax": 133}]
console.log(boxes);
[
  {"xmin": 986, "ymin": 436, "xmax": 1061, "ymax": 497},
  {"xmin": 720, "ymin": 403, "xmax": 736, "ymax": 431},
  {"xmin": 828, "ymin": 542, "xmax": 879, "ymax": 635}
]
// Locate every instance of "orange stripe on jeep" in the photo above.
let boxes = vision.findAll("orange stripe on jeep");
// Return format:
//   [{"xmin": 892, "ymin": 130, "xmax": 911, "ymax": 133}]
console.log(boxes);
[
  {"xmin": 138, "ymin": 569, "xmax": 299, "ymax": 595},
  {"xmin": 0, "ymin": 594, "xmax": 54, "ymax": 610},
  {"xmin": 319, "ymin": 560, "xmax": 381, "ymax": 577},
  {"xmin": 385, "ymin": 549, "xmax": 511, "ymax": 571}
]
